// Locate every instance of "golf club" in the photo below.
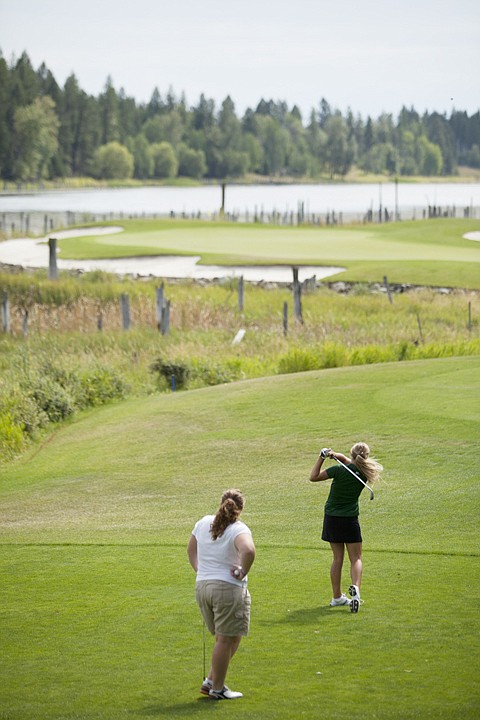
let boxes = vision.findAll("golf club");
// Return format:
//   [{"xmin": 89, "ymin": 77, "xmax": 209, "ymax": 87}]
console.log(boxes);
[
  {"xmin": 203, "ymin": 620, "xmax": 206, "ymax": 681},
  {"xmin": 323, "ymin": 450, "xmax": 374, "ymax": 500}
]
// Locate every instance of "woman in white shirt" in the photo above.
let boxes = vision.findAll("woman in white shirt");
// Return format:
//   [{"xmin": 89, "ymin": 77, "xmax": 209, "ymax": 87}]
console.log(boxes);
[{"xmin": 187, "ymin": 489, "xmax": 256, "ymax": 700}]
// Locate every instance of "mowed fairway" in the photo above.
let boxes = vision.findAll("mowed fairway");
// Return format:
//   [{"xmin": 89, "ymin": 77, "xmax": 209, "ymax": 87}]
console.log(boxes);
[
  {"xmin": 1, "ymin": 356, "xmax": 479, "ymax": 719},
  {"xmin": 57, "ymin": 217, "xmax": 480, "ymax": 289}
]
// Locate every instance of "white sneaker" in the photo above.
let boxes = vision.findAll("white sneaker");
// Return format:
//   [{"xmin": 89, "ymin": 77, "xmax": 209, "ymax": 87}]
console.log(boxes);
[
  {"xmin": 209, "ymin": 685, "xmax": 243, "ymax": 700},
  {"xmin": 349, "ymin": 584, "xmax": 361, "ymax": 613},
  {"xmin": 329, "ymin": 594, "xmax": 351, "ymax": 607}
]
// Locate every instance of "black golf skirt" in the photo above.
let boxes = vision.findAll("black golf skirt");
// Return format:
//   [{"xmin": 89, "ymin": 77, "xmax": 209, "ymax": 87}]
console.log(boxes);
[{"xmin": 322, "ymin": 514, "xmax": 362, "ymax": 544}]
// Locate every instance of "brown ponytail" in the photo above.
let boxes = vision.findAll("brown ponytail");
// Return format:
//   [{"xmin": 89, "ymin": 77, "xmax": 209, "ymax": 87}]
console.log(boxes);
[{"xmin": 210, "ymin": 489, "xmax": 245, "ymax": 540}]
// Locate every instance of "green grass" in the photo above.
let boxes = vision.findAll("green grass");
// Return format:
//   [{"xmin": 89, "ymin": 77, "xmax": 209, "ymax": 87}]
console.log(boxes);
[
  {"xmin": 1, "ymin": 356, "xmax": 479, "ymax": 718},
  {"xmin": 55, "ymin": 218, "xmax": 480, "ymax": 289},
  {"xmin": 1, "ymin": 278, "xmax": 479, "ymax": 466}
]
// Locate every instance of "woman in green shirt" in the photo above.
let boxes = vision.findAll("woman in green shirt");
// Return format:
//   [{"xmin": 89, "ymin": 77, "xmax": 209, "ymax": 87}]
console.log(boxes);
[{"xmin": 309, "ymin": 442, "xmax": 383, "ymax": 613}]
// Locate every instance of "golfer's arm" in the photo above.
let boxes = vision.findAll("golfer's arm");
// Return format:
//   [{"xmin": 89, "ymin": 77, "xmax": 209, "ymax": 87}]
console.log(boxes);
[
  {"xmin": 310, "ymin": 455, "xmax": 329, "ymax": 482},
  {"xmin": 331, "ymin": 452, "xmax": 349, "ymax": 463},
  {"xmin": 234, "ymin": 533, "xmax": 256, "ymax": 575},
  {"xmin": 187, "ymin": 534, "xmax": 198, "ymax": 572}
]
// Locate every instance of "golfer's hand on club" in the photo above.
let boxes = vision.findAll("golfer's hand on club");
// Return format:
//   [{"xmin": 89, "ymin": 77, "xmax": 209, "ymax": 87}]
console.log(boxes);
[{"xmin": 320, "ymin": 447, "xmax": 332, "ymax": 459}]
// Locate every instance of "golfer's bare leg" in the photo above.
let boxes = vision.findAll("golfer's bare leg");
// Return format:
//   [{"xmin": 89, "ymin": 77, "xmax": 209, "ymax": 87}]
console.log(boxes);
[
  {"xmin": 329, "ymin": 542, "xmax": 345, "ymax": 598},
  {"xmin": 346, "ymin": 542, "xmax": 362, "ymax": 588},
  {"xmin": 207, "ymin": 636, "xmax": 241, "ymax": 682},
  {"xmin": 211, "ymin": 634, "xmax": 242, "ymax": 690},
  {"xmin": 229, "ymin": 635, "xmax": 241, "ymax": 659}
]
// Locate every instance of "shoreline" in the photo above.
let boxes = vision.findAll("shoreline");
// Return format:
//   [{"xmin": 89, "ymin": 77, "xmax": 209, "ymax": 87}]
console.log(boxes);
[
  {"xmin": 1, "ymin": 227, "xmax": 479, "ymax": 295},
  {"xmin": 1, "ymin": 258, "xmax": 477, "ymax": 297},
  {"xmin": 0, "ymin": 228, "xmax": 344, "ymax": 284},
  {"xmin": 2, "ymin": 169, "xmax": 480, "ymax": 196}
]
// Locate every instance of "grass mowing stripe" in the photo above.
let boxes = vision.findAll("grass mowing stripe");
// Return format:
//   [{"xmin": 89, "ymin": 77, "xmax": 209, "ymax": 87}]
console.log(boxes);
[{"xmin": 1, "ymin": 542, "xmax": 479, "ymax": 558}]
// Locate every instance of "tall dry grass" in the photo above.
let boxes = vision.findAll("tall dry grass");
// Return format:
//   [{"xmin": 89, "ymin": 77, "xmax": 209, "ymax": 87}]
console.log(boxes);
[{"xmin": 3, "ymin": 279, "xmax": 478, "ymax": 346}]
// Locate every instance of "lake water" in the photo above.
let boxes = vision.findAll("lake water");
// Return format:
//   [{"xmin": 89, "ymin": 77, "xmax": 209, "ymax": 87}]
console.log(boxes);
[{"xmin": 1, "ymin": 182, "xmax": 479, "ymax": 218}]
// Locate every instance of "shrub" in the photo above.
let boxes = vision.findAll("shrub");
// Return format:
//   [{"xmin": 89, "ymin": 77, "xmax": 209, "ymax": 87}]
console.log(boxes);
[
  {"xmin": 150, "ymin": 358, "xmax": 190, "ymax": 389},
  {"xmin": 29, "ymin": 376, "xmax": 75, "ymax": 423},
  {"xmin": 0, "ymin": 412, "xmax": 26, "ymax": 460},
  {"xmin": 78, "ymin": 366, "xmax": 128, "ymax": 407},
  {"xmin": 189, "ymin": 359, "xmax": 242, "ymax": 386},
  {"xmin": 277, "ymin": 347, "xmax": 320, "ymax": 374},
  {"xmin": 350, "ymin": 345, "xmax": 396, "ymax": 365},
  {"xmin": 1, "ymin": 390, "xmax": 49, "ymax": 436},
  {"xmin": 320, "ymin": 342, "xmax": 349, "ymax": 369},
  {"xmin": 397, "ymin": 341, "xmax": 413, "ymax": 361}
]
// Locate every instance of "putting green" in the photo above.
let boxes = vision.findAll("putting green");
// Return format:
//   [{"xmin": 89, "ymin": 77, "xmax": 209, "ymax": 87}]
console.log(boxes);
[
  {"xmin": 53, "ymin": 217, "xmax": 480, "ymax": 287},
  {"xmin": 81, "ymin": 227, "xmax": 479, "ymax": 261},
  {"xmin": 58, "ymin": 218, "xmax": 480, "ymax": 266}
]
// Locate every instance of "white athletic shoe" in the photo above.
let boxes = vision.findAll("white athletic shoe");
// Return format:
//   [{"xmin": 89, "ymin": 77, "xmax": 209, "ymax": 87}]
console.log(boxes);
[
  {"xmin": 349, "ymin": 584, "xmax": 361, "ymax": 613},
  {"xmin": 209, "ymin": 686, "xmax": 243, "ymax": 700},
  {"xmin": 329, "ymin": 594, "xmax": 352, "ymax": 607}
]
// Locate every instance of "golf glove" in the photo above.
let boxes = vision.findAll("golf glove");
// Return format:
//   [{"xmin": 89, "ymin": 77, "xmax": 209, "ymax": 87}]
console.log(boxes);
[{"xmin": 320, "ymin": 447, "xmax": 332, "ymax": 458}]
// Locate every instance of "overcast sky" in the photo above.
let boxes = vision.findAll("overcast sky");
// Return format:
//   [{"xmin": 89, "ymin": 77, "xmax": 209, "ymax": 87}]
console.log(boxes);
[{"xmin": 1, "ymin": 0, "xmax": 479, "ymax": 120}]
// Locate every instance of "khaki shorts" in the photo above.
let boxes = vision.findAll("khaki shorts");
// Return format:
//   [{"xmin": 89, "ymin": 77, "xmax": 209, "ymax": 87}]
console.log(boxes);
[{"xmin": 196, "ymin": 580, "xmax": 251, "ymax": 637}]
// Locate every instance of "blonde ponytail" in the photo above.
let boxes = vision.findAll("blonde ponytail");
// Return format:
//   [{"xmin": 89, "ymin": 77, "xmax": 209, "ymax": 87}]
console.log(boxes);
[{"xmin": 350, "ymin": 442, "xmax": 383, "ymax": 484}]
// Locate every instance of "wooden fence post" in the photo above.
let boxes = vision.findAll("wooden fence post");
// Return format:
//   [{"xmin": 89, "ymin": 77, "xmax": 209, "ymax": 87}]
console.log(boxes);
[
  {"xmin": 283, "ymin": 301, "xmax": 288, "ymax": 336},
  {"xmin": 161, "ymin": 299, "xmax": 171, "ymax": 335},
  {"xmin": 155, "ymin": 284, "xmax": 165, "ymax": 330},
  {"xmin": 303, "ymin": 275, "xmax": 316, "ymax": 293},
  {"xmin": 120, "ymin": 293, "xmax": 130, "ymax": 330},
  {"xmin": 220, "ymin": 182, "xmax": 226, "ymax": 216},
  {"xmin": 292, "ymin": 267, "xmax": 303, "ymax": 323},
  {"xmin": 416, "ymin": 313, "xmax": 424, "ymax": 343},
  {"xmin": 22, "ymin": 309, "xmax": 28, "ymax": 337},
  {"xmin": 48, "ymin": 237, "xmax": 58, "ymax": 280},
  {"xmin": 383, "ymin": 275, "xmax": 393, "ymax": 304},
  {"xmin": 1, "ymin": 292, "xmax": 10, "ymax": 333},
  {"xmin": 238, "ymin": 276, "xmax": 244, "ymax": 312}
]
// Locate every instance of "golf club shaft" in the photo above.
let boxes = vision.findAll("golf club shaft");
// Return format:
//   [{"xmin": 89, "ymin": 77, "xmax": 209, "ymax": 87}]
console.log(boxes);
[
  {"xmin": 203, "ymin": 621, "xmax": 206, "ymax": 681},
  {"xmin": 332, "ymin": 455, "xmax": 374, "ymax": 500}
]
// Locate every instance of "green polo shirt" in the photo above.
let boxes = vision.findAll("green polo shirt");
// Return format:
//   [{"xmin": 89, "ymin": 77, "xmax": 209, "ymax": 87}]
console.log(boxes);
[{"xmin": 324, "ymin": 463, "xmax": 367, "ymax": 517}]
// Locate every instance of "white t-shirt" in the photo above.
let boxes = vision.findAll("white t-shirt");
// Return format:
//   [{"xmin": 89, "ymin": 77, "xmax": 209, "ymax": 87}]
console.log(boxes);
[{"xmin": 192, "ymin": 515, "xmax": 252, "ymax": 586}]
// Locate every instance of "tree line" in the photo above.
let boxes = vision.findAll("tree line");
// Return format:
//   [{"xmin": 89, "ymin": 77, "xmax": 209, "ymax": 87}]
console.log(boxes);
[{"xmin": 1, "ymin": 50, "xmax": 479, "ymax": 184}]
